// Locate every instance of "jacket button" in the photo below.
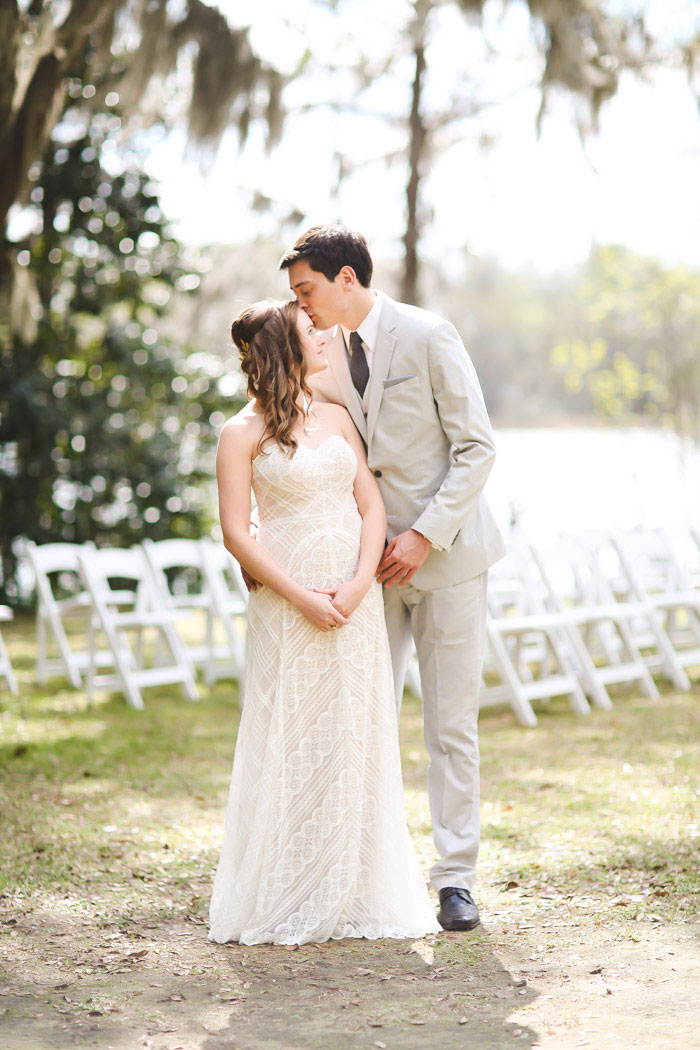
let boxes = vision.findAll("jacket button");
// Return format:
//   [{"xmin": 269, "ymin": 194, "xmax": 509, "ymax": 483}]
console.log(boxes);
[{"xmin": 373, "ymin": 469, "xmax": 382, "ymax": 477}]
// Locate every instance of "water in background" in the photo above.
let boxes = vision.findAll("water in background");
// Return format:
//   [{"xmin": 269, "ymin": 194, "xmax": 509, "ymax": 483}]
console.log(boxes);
[{"xmin": 486, "ymin": 427, "xmax": 700, "ymax": 544}]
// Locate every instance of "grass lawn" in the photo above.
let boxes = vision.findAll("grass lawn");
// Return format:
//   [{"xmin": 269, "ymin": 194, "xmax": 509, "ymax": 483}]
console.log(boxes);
[{"xmin": 0, "ymin": 611, "xmax": 698, "ymax": 1050}]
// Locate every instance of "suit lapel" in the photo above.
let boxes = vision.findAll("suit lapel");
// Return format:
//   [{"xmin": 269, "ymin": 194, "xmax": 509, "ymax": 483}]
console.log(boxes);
[
  {"xmin": 325, "ymin": 328, "xmax": 368, "ymax": 441},
  {"xmin": 366, "ymin": 295, "xmax": 398, "ymax": 445}
]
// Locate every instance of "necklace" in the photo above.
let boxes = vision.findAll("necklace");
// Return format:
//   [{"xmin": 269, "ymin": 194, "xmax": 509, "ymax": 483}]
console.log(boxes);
[{"xmin": 301, "ymin": 394, "xmax": 320, "ymax": 436}]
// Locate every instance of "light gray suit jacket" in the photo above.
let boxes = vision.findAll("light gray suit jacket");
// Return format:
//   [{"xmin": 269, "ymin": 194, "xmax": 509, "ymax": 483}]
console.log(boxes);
[{"xmin": 309, "ymin": 292, "xmax": 506, "ymax": 590}]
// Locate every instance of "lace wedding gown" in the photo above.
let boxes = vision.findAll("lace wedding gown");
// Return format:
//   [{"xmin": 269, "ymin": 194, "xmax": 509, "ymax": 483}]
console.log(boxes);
[{"xmin": 208, "ymin": 433, "xmax": 440, "ymax": 945}]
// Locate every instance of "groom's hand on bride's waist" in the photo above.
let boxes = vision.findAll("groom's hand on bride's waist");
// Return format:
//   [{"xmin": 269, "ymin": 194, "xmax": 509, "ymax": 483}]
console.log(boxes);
[{"xmin": 376, "ymin": 530, "xmax": 431, "ymax": 587}]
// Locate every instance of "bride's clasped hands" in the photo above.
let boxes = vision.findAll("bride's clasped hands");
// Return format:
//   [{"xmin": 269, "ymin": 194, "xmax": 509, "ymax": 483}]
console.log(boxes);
[
  {"xmin": 311, "ymin": 570, "xmax": 374, "ymax": 624},
  {"xmin": 297, "ymin": 584, "xmax": 353, "ymax": 632}
]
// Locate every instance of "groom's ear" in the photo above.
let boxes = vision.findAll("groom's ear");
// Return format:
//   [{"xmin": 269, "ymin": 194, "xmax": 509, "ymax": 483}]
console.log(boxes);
[{"xmin": 337, "ymin": 265, "xmax": 357, "ymax": 290}]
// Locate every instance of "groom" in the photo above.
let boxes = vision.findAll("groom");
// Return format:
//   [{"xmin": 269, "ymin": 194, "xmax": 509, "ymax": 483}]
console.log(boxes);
[{"xmin": 279, "ymin": 224, "xmax": 506, "ymax": 931}]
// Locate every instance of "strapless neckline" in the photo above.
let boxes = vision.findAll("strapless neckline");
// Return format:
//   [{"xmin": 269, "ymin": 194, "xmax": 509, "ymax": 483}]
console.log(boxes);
[{"xmin": 252, "ymin": 433, "xmax": 353, "ymax": 465}]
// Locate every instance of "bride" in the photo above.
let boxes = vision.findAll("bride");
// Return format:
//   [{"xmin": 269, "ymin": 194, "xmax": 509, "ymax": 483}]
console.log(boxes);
[{"xmin": 208, "ymin": 297, "xmax": 439, "ymax": 945}]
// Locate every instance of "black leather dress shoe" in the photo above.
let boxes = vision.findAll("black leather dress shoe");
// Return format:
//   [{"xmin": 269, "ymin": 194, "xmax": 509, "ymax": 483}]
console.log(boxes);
[{"xmin": 437, "ymin": 887, "xmax": 480, "ymax": 930}]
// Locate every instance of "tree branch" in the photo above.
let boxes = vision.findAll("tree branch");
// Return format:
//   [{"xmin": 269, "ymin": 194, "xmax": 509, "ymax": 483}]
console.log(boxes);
[{"xmin": 0, "ymin": 0, "xmax": 120, "ymax": 235}]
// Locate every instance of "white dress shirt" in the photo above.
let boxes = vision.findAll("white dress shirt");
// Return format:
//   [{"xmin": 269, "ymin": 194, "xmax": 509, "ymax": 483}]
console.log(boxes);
[{"xmin": 339, "ymin": 289, "xmax": 384, "ymax": 375}]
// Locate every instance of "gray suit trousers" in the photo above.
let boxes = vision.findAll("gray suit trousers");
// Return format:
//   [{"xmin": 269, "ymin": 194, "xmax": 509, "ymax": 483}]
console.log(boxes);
[{"xmin": 382, "ymin": 572, "xmax": 488, "ymax": 892}]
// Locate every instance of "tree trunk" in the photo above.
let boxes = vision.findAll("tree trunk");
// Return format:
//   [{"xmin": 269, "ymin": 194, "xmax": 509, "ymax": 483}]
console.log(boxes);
[
  {"xmin": 0, "ymin": 0, "xmax": 118, "ymax": 245},
  {"xmin": 401, "ymin": 3, "xmax": 430, "ymax": 306},
  {"xmin": 0, "ymin": 1, "xmax": 19, "ymax": 135}
]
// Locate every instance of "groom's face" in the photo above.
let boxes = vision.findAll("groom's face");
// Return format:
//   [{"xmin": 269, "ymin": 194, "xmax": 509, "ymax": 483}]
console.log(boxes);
[{"xmin": 287, "ymin": 261, "xmax": 346, "ymax": 331}]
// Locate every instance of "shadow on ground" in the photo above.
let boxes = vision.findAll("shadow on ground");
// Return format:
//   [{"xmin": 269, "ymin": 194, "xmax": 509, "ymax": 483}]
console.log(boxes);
[
  {"xmin": 201, "ymin": 931, "xmax": 538, "ymax": 1050},
  {"xmin": 0, "ymin": 914, "xmax": 538, "ymax": 1050}
]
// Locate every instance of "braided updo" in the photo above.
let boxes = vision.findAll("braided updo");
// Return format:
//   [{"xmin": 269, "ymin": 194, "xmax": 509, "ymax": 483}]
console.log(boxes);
[{"xmin": 230, "ymin": 298, "xmax": 312, "ymax": 457}]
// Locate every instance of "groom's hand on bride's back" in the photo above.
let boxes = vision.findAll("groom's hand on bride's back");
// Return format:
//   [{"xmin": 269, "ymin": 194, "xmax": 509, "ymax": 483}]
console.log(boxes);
[
  {"xmin": 241, "ymin": 521, "xmax": 261, "ymax": 591},
  {"xmin": 241, "ymin": 566, "xmax": 261, "ymax": 592}
]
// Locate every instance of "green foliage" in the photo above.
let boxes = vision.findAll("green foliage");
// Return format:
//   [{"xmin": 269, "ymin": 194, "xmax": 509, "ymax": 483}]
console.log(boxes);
[
  {"xmin": 433, "ymin": 245, "xmax": 700, "ymax": 434},
  {"xmin": 549, "ymin": 246, "xmax": 700, "ymax": 438},
  {"xmin": 0, "ymin": 100, "xmax": 238, "ymax": 606}
]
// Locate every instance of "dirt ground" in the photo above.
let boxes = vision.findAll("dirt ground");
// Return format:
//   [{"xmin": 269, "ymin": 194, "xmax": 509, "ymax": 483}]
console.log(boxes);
[{"xmin": 2, "ymin": 909, "xmax": 698, "ymax": 1050}]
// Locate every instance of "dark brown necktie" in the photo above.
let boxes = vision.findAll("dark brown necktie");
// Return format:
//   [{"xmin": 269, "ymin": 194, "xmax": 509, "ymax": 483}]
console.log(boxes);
[{"xmin": 349, "ymin": 330, "xmax": 370, "ymax": 398}]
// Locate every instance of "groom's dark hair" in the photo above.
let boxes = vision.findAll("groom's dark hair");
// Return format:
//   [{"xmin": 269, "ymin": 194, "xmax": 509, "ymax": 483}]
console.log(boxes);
[{"xmin": 279, "ymin": 223, "xmax": 373, "ymax": 286}]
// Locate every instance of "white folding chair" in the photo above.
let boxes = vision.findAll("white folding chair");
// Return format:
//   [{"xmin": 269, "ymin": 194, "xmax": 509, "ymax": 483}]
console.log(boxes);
[
  {"xmin": 487, "ymin": 532, "xmax": 550, "ymax": 675},
  {"xmin": 478, "ymin": 548, "xmax": 541, "ymax": 723},
  {"xmin": 657, "ymin": 526, "xmax": 700, "ymax": 651},
  {"xmin": 663, "ymin": 526, "xmax": 700, "ymax": 593},
  {"xmin": 143, "ymin": 537, "xmax": 246, "ymax": 685},
  {"xmin": 26, "ymin": 540, "xmax": 131, "ymax": 688},
  {"xmin": 528, "ymin": 536, "xmax": 658, "ymax": 709},
  {"xmin": 482, "ymin": 537, "xmax": 590, "ymax": 728},
  {"xmin": 576, "ymin": 530, "xmax": 691, "ymax": 690},
  {"xmin": 199, "ymin": 539, "xmax": 248, "ymax": 686},
  {"xmin": 77, "ymin": 545, "xmax": 199, "ymax": 710},
  {"xmin": 0, "ymin": 606, "xmax": 18, "ymax": 694},
  {"xmin": 142, "ymin": 538, "xmax": 223, "ymax": 684},
  {"xmin": 612, "ymin": 528, "xmax": 700, "ymax": 689}
]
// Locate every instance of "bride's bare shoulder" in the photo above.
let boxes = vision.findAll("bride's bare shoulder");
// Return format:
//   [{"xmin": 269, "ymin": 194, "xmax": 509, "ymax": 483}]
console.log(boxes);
[
  {"xmin": 218, "ymin": 402, "xmax": 264, "ymax": 456},
  {"xmin": 315, "ymin": 401, "xmax": 353, "ymax": 430}
]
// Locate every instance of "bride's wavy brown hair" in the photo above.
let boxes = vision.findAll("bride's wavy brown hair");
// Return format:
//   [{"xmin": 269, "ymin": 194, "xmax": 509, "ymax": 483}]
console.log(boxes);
[{"xmin": 230, "ymin": 299, "xmax": 312, "ymax": 457}]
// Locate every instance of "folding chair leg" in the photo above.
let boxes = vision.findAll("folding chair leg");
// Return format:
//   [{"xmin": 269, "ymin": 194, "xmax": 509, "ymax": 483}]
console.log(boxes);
[
  {"xmin": 115, "ymin": 652, "xmax": 146, "ymax": 711},
  {"xmin": 204, "ymin": 609, "xmax": 215, "ymax": 687},
  {"xmin": 86, "ymin": 614, "xmax": 97, "ymax": 705},
  {"xmin": 152, "ymin": 629, "xmax": 167, "ymax": 668},
  {"xmin": 37, "ymin": 594, "xmax": 83, "ymax": 689},
  {"xmin": 649, "ymin": 612, "xmax": 692, "ymax": 690},
  {"xmin": 685, "ymin": 608, "xmax": 700, "ymax": 647},
  {"xmin": 514, "ymin": 636, "xmax": 535, "ymax": 682},
  {"xmin": 134, "ymin": 627, "xmax": 144, "ymax": 669},
  {"xmin": 616, "ymin": 619, "xmax": 659, "ymax": 699},
  {"xmin": 105, "ymin": 623, "xmax": 145, "ymax": 710},
  {"xmin": 486, "ymin": 626, "xmax": 538, "ymax": 727},
  {"xmin": 122, "ymin": 676, "xmax": 146, "ymax": 710},
  {"xmin": 596, "ymin": 621, "xmax": 624, "ymax": 665},
  {"xmin": 546, "ymin": 629, "xmax": 591, "ymax": 715},
  {"xmin": 37, "ymin": 610, "xmax": 47, "ymax": 686},
  {"xmin": 564, "ymin": 624, "xmax": 613, "ymax": 710},
  {"xmin": 0, "ymin": 630, "xmax": 18, "ymax": 695},
  {"xmin": 158, "ymin": 623, "xmax": 199, "ymax": 702}
]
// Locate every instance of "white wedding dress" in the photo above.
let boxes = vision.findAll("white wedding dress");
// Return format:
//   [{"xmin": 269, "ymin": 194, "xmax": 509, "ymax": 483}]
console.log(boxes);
[{"xmin": 208, "ymin": 433, "xmax": 440, "ymax": 945}]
